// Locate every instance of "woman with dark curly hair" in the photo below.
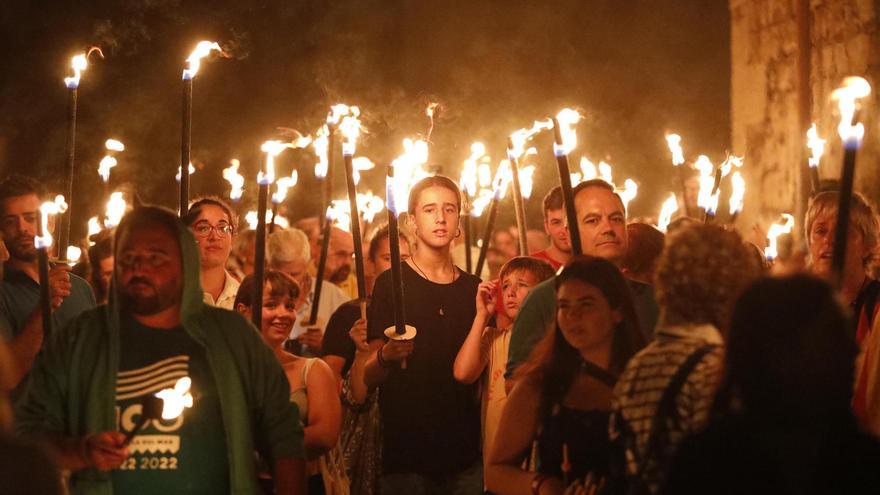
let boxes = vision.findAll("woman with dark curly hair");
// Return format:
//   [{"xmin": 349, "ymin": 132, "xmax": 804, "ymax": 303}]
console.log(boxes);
[
  {"xmin": 608, "ymin": 223, "xmax": 760, "ymax": 495},
  {"xmin": 485, "ymin": 256, "xmax": 645, "ymax": 495}
]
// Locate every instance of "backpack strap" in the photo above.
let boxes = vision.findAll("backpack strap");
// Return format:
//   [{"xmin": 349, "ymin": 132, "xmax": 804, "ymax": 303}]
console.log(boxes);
[{"xmin": 638, "ymin": 343, "xmax": 717, "ymax": 477}]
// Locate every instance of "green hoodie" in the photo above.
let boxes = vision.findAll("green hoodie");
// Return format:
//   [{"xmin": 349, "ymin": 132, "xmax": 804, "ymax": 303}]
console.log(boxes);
[{"xmin": 15, "ymin": 213, "xmax": 304, "ymax": 494}]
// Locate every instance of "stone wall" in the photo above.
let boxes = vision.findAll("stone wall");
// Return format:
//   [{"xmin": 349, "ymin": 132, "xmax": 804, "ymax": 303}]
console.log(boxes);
[{"xmin": 730, "ymin": 0, "xmax": 880, "ymax": 232}]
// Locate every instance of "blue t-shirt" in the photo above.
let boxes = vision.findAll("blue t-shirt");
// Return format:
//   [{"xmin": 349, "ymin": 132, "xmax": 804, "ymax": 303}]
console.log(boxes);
[{"xmin": 112, "ymin": 316, "xmax": 229, "ymax": 494}]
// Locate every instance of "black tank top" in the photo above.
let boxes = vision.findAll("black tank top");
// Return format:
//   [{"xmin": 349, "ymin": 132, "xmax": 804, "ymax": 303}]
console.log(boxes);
[{"xmin": 537, "ymin": 405, "xmax": 612, "ymax": 482}]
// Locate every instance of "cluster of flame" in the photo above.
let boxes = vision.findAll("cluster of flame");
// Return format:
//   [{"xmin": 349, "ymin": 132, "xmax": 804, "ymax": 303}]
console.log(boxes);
[
  {"xmin": 245, "ymin": 210, "xmax": 289, "ymax": 230},
  {"xmin": 569, "ymin": 157, "xmax": 639, "ymax": 210},
  {"xmin": 326, "ymin": 193, "xmax": 386, "ymax": 232},
  {"xmin": 662, "ymin": 132, "xmax": 746, "ymax": 224},
  {"xmin": 388, "ymin": 138, "xmax": 432, "ymax": 217},
  {"xmin": 97, "ymin": 139, "xmax": 125, "ymax": 183},
  {"xmin": 154, "ymin": 377, "xmax": 194, "ymax": 420}
]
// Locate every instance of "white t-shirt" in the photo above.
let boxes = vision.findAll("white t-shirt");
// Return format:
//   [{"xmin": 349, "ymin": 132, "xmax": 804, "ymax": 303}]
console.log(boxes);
[{"xmin": 290, "ymin": 276, "xmax": 350, "ymax": 339}]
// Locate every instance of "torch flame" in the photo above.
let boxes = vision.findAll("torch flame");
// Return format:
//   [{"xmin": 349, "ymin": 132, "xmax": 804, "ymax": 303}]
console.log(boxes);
[
  {"xmin": 104, "ymin": 192, "xmax": 127, "ymax": 229},
  {"xmin": 259, "ymin": 140, "xmax": 295, "ymax": 185},
  {"xmin": 764, "ymin": 214, "xmax": 795, "ymax": 261},
  {"xmin": 183, "ymin": 41, "xmax": 223, "ymax": 80},
  {"xmin": 63, "ymin": 48, "xmax": 102, "ymax": 89},
  {"xmin": 223, "ymin": 159, "xmax": 245, "ymax": 201},
  {"xmin": 175, "ymin": 163, "xmax": 196, "ymax": 182},
  {"xmin": 470, "ymin": 189, "xmax": 494, "ymax": 218},
  {"xmin": 579, "ymin": 157, "xmax": 597, "ymax": 182},
  {"xmin": 657, "ymin": 193, "xmax": 679, "ymax": 232},
  {"xmin": 66, "ymin": 246, "xmax": 82, "ymax": 264},
  {"xmin": 154, "ymin": 377, "xmax": 194, "ymax": 420},
  {"xmin": 520, "ymin": 165, "xmax": 536, "ymax": 200},
  {"xmin": 832, "ymin": 76, "xmax": 871, "ymax": 144},
  {"xmin": 273, "ymin": 171, "xmax": 299, "ymax": 204},
  {"xmin": 35, "ymin": 195, "xmax": 69, "ymax": 249},
  {"xmin": 98, "ymin": 156, "xmax": 117, "ymax": 184},
  {"xmin": 88, "ymin": 216, "xmax": 102, "ymax": 241},
  {"xmin": 598, "ymin": 161, "xmax": 614, "ymax": 186},
  {"xmin": 337, "ymin": 106, "xmax": 363, "ymax": 156},
  {"xmin": 492, "ymin": 160, "xmax": 513, "ymax": 200},
  {"xmin": 665, "ymin": 134, "xmax": 685, "ymax": 166},
  {"xmin": 553, "ymin": 108, "xmax": 582, "ymax": 156},
  {"xmin": 694, "ymin": 155, "xmax": 716, "ymax": 213},
  {"xmin": 351, "ymin": 156, "xmax": 375, "ymax": 186},
  {"xmin": 806, "ymin": 123, "xmax": 826, "ymax": 169},
  {"xmin": 510, "ymin": 120, "xmax": 553, "ymax": 159},
  {"xmin": 329, "ymin": 194, "xmax": 387, "ymax": 231},
  {"xmin": 728, "ymin": 170, "xmax": 746, "ymax": 216},
  {"xmin": 388, "ymin": 138, "xmax": 432, "ymax": 217},
  {"xmin": 618, "ymin": 179, "xmax": 638, "ymax": 210},
  {"xmin": 105, "ymin": 139, "xmax": 125, "ymax": 152},
  {"xmin": 313, "ymin": 126, "xmax": 330, "ymax": 179},
  {"xmin": 719, "ymin": 154, "xmax": 743, "ymax": 178},
  {"xmin": 460, "ymin": 142, "xmax": 487, "ymax": 198}
]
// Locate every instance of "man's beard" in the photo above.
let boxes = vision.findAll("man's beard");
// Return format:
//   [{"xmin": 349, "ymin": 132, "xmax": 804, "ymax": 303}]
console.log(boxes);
[
  {"xmin": 5, "ymin": 238, "xmax": 37, "ymax": 262},
  {"xmin": 119, "ymin": 277, "xmax": 179, "ymax": 316},
  {"xmin": 328, "ymin": 264, "xmax": 351, "ymax": 284}
]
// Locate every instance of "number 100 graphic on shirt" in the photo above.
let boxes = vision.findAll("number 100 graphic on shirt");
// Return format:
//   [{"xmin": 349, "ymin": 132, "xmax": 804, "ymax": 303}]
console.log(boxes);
[{"xmin": 115, "ymin": 355, "xmax": 191, "ymax": 467}]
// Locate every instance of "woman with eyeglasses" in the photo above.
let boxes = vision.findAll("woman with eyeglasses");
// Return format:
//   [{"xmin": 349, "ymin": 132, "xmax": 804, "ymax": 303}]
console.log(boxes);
[{"xmin": 184, "ymin": 196, "xmax": 241, "ymax": 309}]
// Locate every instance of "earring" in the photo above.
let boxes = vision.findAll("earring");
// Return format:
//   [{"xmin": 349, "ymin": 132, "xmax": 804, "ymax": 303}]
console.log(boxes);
[{"xmin": 456, "ymin": 228, "xmax": 462, "ymax": 238}]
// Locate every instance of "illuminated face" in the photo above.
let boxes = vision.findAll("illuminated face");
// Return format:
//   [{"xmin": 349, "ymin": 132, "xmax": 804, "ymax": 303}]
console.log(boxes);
[
  {"xmin": 239, "ymin": 282, "xmax": 298, "ymax": 349},
  {"xmin": 116, "ymin": 226, "xmax": 183, "ymax": 316},
  {"xmin": 0, "ymin": 194, "xmax": 41, "ymax": 262},
  {"xmin": 500, "ymin": 269, "xmax": 539, "ymax": 321},
  {"xmin": 372, "ymin": 237, "xmax": 411, "ymax": 275},
  {"xmin": 809, "ymin": 209, "xmax": 867, "ymax": 279},
  {"xmin": 190, "ymin": 204, "xmax": 233, "ymax": 271},
  {"xmin": 543, "ymin": 208, "xmax": 571, "ymax": 253},
  {"xmin": 411, "ymin": 186, "xmax": 460, "ymax": 250},
  {"xmin": 326, "ymin": 228, "xmax": 354, "ymax": 284},
  {"xmin": 574, "ymin": 187, "xmax": 628, "ymax": 265},
  {"xmin": 556, "ymin": 278, "xmax": 620, "ymax": 356}
]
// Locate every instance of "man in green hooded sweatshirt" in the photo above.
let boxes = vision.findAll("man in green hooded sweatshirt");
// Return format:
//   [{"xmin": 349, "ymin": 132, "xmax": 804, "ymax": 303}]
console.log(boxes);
[{"xmin": 16, "ymin": 206, "xmax": 306, "ymax": 494}]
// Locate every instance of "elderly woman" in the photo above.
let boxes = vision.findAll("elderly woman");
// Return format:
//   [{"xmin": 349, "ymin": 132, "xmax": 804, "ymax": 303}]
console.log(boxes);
[{"xmin": 804, "ymin": 190, "xmax": 880, "ymax": 342}]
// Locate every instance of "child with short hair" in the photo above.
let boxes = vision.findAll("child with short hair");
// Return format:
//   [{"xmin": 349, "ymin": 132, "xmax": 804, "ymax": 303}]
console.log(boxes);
[{"xmin": 453, "ymin": 256, "xmax": 555, "ymax": 468}]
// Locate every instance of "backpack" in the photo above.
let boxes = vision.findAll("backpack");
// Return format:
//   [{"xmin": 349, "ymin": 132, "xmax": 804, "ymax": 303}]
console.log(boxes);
[{"xmin": 603, "ymin": 344, "xmax": 718, "ymax": 495}]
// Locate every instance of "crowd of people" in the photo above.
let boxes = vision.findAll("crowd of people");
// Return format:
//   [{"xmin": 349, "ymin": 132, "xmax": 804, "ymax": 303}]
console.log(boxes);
[{"xmin": 1, "ymin": 171, "xmax": 880, "ymax": 494}]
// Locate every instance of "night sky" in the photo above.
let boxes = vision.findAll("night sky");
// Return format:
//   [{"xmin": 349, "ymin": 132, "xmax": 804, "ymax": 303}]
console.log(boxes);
[{"xmin": 0, "ymin": 0, "xmax": 730, "ymax": 237}]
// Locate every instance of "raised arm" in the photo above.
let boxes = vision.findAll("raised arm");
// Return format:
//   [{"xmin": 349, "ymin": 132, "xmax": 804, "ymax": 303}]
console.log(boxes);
[{"xmin": 453, "ymin": 280, "xmax": 496, "ymax": 384}]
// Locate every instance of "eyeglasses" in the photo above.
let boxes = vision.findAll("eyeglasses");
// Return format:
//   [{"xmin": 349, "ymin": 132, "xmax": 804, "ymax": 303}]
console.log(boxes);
[{"xmin": 192, "ymin": 222, "xmax": 234, "ymax": 237}]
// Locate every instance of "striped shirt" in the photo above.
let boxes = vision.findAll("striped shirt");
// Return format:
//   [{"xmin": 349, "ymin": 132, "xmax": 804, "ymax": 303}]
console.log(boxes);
[{"xmin": 608, "ymin": 324, "xmax": 724, "ymax": 494}]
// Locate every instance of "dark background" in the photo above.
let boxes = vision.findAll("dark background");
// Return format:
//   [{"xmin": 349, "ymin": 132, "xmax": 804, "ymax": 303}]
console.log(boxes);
[{"xmin": 0, "ymin": 0, "xmax": 730, "ymax": 237}]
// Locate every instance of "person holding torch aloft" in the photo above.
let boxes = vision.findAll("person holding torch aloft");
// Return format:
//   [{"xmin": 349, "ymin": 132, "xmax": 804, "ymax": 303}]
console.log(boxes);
[
  {"xmin": 365, "ymin": 176, "xmax": 483, "ymax": 493},
  {"xmin": 0, "ymin": 176, "xmax": 95, "ymax": 394}
]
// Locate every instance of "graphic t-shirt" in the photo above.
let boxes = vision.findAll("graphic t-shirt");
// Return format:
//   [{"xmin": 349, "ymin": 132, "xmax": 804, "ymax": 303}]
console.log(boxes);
[{"xmin": 112, "ymin": 317, "xmax": 229, "ymax": 494}]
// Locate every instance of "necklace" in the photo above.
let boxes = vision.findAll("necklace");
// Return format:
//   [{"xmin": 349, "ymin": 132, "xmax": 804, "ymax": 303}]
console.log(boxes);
[
  {"xmin": 410, "ymin": 256, "xmax": 458, "ymax": 284},
  {"xmin": 410, "ymin": 257, "xmax": 458, "ymax": 317}
]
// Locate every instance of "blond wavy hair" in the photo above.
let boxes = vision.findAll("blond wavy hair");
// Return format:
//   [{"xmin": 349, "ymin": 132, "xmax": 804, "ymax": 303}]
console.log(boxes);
[
  {"xmin": 654, "ymin": 224, "xmax": 760, "ymax": 332},
  {"xmin": 805, "ymin": 191, "xmax": 880, "ymax": 269}
]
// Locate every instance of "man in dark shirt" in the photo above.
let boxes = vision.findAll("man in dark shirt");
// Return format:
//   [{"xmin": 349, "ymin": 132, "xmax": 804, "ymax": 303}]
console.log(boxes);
[{"xmin": 0, "ymin": 176, "xmax": 95, "ymax": 392}]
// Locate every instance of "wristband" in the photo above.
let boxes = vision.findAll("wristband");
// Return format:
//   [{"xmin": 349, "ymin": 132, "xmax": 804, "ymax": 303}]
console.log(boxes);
[{"xmin": 376, "ymin": 344, "xmax": 392, "ymax": 369}]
